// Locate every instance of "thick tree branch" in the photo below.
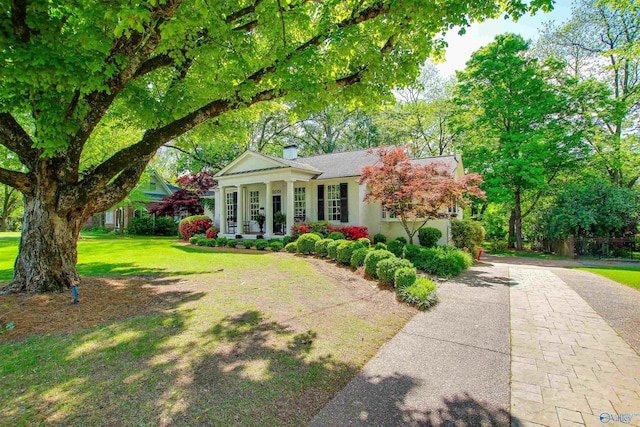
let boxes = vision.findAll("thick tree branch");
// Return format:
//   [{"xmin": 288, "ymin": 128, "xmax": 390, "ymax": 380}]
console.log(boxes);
[
  {"xmin": 0, "ymin": 113, "xmax": 38, "ymax": 167},
  {"xmin": 10, "ymin": 0, "xmax": 30, "ymax": 43},
  {"xmin": 85, "ymin": 158, "xmax": 151, "ymax": 214},
  {"xmin": 0, "ymin": 166, "xmax": 30, "ymax": 193}
]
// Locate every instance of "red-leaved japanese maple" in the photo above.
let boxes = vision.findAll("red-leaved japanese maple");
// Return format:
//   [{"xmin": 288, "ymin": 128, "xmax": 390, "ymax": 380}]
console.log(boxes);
[
  {"xmin": 358, "ymin": 147, "xmax": 485, "ymax": 243},
  {"xmin": 149, "ymin": 172, "xmax": 216, "ymax": 217}
]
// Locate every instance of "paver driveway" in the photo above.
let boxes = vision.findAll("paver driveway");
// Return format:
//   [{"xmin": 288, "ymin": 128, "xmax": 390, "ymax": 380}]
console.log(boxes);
[{"xmin": 312, "ymin": 256, "xmax": 640, "ymax": 427}]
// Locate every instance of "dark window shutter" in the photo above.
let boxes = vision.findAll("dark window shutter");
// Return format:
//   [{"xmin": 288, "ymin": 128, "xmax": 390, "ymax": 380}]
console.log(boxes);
[
  {"xmin": 233, "ymin": 192, "xmax": 238, "ymax": 219},
  {"xmin": 317, "ymin": 185, "xmax": 325, "ymax": 221},
  {"xmin": 340, "ymin": 183, "xmax": 348, "ymax": 223}
]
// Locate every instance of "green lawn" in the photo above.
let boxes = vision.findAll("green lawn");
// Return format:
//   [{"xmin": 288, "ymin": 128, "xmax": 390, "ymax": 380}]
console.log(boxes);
[
  {"xmin": 575, "ymin": 266, "xmax": 640, "ymax": 291},
  {"xmin": 483, "ymin": 248, "xmax": 567, "ymax": 260},
  {"xmin": 0, "ymin": 233, "xmax": 415, "ymax": 425}
]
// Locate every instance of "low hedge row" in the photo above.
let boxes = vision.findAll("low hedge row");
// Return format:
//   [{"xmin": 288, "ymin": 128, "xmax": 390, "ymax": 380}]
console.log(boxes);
[{"xmin": 403, "ymin": 244, "xmax": 473, "ymax": 278}]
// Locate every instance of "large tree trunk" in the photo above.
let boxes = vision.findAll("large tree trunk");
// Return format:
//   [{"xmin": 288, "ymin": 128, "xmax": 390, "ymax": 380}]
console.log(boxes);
[
  {"xmin": 11, "ymin": 192, "xmax": 85, "ymax": 293},
  {"xmin": 508, "ymin": 209, "xmax": 516, "ymax": 249},
  {"xmin": 514, "ymin": 191, "xmax": 523, "ymax": 251}
]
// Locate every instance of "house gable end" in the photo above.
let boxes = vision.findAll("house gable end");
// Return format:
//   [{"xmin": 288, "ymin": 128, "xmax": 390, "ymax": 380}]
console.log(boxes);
[{"xmin": 216, "ymin": 151, "xmax": 289, "ymax": 177}]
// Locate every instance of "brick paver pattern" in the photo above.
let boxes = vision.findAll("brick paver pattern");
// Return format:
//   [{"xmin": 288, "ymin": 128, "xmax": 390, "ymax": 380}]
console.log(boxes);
[{"xmin": 509, "ymin": 267, "xmax": 640, "ymax": 427}]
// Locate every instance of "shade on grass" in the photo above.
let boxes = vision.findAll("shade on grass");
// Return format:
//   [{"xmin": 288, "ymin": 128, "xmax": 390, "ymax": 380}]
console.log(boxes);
[
  {"xmin": 0, "ymin": 233, "xmax": 416, "ymax": 425},
  {"xmin": 574, "ymin": 266, "xmax": 640, "ymax": 291}
]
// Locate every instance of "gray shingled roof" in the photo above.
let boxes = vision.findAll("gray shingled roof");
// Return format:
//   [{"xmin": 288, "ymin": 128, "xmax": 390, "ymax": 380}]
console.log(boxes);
[{"xmin": 292, "ymin": 149, "xmax": 458, "ymax": 180}]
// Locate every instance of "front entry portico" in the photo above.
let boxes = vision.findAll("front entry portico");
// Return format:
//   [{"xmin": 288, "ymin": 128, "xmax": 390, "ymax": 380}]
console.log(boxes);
[{"xmin": 214, "ymin": 151, "xmax": 320, "ymax": 238}]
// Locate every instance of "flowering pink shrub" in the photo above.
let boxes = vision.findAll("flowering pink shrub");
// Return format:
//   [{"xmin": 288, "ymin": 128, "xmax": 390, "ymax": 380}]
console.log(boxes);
[
  {"xmin": 179, "ymin": 215, "xmax": 212, "ymax": 241},
  {"xmin": 205, "ymin": 226, "xmax": 219, "ymax": 239},
  {"xmin": 332, "ymin": 226, "xmax": 369, "ymax": 240}
]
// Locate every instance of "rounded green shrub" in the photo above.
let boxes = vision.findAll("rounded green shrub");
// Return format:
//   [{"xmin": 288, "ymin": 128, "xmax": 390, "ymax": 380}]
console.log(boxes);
[
  {"xmin": 418, "ymin": 227, "xmax": 442, "ymax": 248},
  {"xmin": 328, "ymin": 231, "xmax": 346, "ymax": 240},
  {"xmin": 255, "ymin": 239, "xmax": 269, "ymax": 250},
  {"xmin": 350, "ymin": 247, "xmax": 369, "ymax": 268},
  {"xmin": 327, "ymin": 239, "xmax": 347, "ymax": 260},
  {"xmin": 285, "ymin": 242, "xmax": 298, "ymax": 253},
  {"xmin": 315, "ymin": 238, "xmax": 332, "ymax": 257},
  {"xmin": 364, "ymin": 250, "xmax": 395, "ymax": 278},
  {"xmin": 204, "ymin": 238, "xmax": 217, "ymax": 247},
  {"xmin": 196, "ymin": 237, "xmax": 207, "ymax": 246},
  {"xmin": 226, "ymin": 239, "xmax": 238, "ymax": 248},
  {"xmin": 451, "ymin": 219, "xmax": 485, "ymax": 258},
  {"xmin": 397, "ymin": 277, "xmax": 438, "ymax": 310},
  {"xmin": 357, "ymin": 238, "xmax": 371, "ymax": 248},
  {"xmin": 395, "ymin": 236, "xmax": 408, "ymax": 244},
  {"xmin": 387, "ymin": 240, "xmax": 405, "ymax": 258},
  {"xmin": 270, "ymin": 241, "xmax": 284, "ymax": 252},
  {"xmin": 297, "ymin": 233, "xmax": 322, "ymax": 255},
  {"xmin": 189, "ymin": 236, "xmax": 198, "ymax": 244},
  {"xmin": 373, "ymin": 233, "xmax": 387, "ymax": 244},
  {"xmin": 336, "ymin": 241, "xmax": 356, "ymax": 265},
  {"xmin": 376, "ymin": 258, "xmax": 414, "ymax": 285},
  {"xmin": 403, "ymin": 244, "xmax": 421, "ymax": 262},
  {"xmin": 374, "ymin": 242, "xmax": 387, "ymax": 251},
  {"xmin": 395, "ymin": 267, "xmax": 417, "ymax": 288},
  {"xmin": 283, "ymin": 235, "xmax": 293, "ymax": 245},
  {"xmin": 243, "ymin": 239, "xmax": 255, "ymax": 249},
  {"xmin": 216, "ymin": 237, "xmax": 228, "ymax": 247}
]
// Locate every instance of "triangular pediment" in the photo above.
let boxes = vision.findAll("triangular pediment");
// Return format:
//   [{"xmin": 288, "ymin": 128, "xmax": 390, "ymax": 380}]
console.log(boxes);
[{"xmin": 215, "ymin": 151, "xmax": 289, "ymax": 177}]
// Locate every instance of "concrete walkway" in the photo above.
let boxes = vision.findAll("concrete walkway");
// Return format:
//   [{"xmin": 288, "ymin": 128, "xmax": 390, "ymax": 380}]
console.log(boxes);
[
  {"xmin": 311, "ymin": 257, "xmax": 640, "ymax": 427},
  {"xmin": 311, "ymin": 263, "xmax": 513, "ymax": 426}
]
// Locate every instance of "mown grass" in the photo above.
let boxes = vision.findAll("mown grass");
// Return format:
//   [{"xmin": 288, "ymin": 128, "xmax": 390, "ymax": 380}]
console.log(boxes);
[
  {"xmin": 484, "ymin": 248, "xmax": 567, "ymax": 260},
  {"xmin": 0, "ymin": 233, "xmax": 414, "ymax": 425},
  {"xmin": 574, "ymin": 266, "xmax": 640, "ymax": 291}
]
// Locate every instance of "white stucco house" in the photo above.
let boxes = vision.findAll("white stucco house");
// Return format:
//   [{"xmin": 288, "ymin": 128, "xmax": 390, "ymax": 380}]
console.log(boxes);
[{"xmin": 207, "ymin": 146, "xmax": 463, "ymax": 244}]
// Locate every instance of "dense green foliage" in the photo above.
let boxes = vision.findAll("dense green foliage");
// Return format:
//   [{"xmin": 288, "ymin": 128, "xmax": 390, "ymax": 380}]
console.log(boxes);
[
  {"xmin": 243, "ymin": 239, "xmax": 255, "ymax": 249},
  {"xmin": 269, "ymin": 241, "xmax": 284, "ymax": 252},
  {"xmin": 451, "ymin": 220, "xmax": 485, "ymax": 258},
  {"xmin": 387, "ymin": 239, "xmax": 405, "ymax": 258},
  {"xmin": 315, "ymin": 239, "xmax": 332, "ymax": 257},
  {"xmin": 350, "ymin": 247, "xmax": 369, "ymax": 268},
  {"xmin": 364, "ymin": 250, "xmax": 395, "ymax": 278},
  {"xmin": 376, "ymin": 258, "xmax": 415, "ymax": 285},
  {"xmin": 357, "ymin": 238, "xmax": 371, "ymax": 249},
  {"xmin": 285, "ymin": 242, "xmax": 298, "ymax": 253},
  {"xmin": 394, "ymin": 267, "xmax": 417, "ymax": 288},
  {"xmin": 327, "ymin": 239, "xmax": 347, "ymax": 260},
  {"xmin": 328, "ymin": 232, "xmax": 346, "ymax": 241},
  {"xmin": 397, "ymin": 277, "xmax": 438, "ymax": 310},
  {"xmin": 373, "ymin": 234, "xmax": 387, "ymax": 244},
  {"xmin": 255, "ymin": 239, "xmax": 269, "ymax": 251},
  {"xmin": 296, "ymin": 233, "xmax": 321, "ymax": 255},
  {"xmin": 404, "ymin": 245, "xmax": 473, "ymax": 278},
  {"xmin": 128, "ymin": 215, "xmax": 178, "ymax": 236},
  {"xmin": 418, "ymin": 227, "xmax": 442, "ymax": 248}
]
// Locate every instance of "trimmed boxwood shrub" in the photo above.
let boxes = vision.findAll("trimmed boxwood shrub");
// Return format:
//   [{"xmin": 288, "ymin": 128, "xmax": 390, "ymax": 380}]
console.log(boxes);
[
  {"xmin": 387, "ymin": 240, "xmax": 405, "ymax": 258},
  {"xmin": 451, "ymin": 219, "xmax": 485, "ymax": 258},
  {"xmin": 270, "ymin": 241, "xmax": 284, "ymax": 252},
  {"xmin": 285, "ymin": 242, "xmax": 298, "ymax": 253},
  {"xmin": 255, "ymin": 239, "xmax": 269, "ymax": 250},
  {"xmin": 327, "ymin": 239, "xmax": 347, "ymax": 260},
  {"xmin": 216, "ymin": 237, "xmax": 228, "ymax": 247},
  {"xmin": 189, "ymin": 236, "xmax": 199, "ymax": 244},
  {"xmin": 226, "ymin": 239, "xmax": 238, "ymax": 248},
  {"xmin": 204, "ymin": 238, "xmax": 217, "ymax": 247},
  {"xmin": 418, "ymin": 227, "xmax": 442, "ymax": 248},
  {"xmin": 297, "ymin": 233, "xmax": 321, "ymax": 255},
  {"xmin": 374, "ymin": 242, "xmax": 387, "ymax": 251},
  {"xmin": 373, "ymin": 233, "xmax": 387, "ymax": 244},
  {"xmin": 395, "ymin": 236, "xmax": 408, "ymax": 244},
  {"xmin": 357, "ymin": 237, "xmax": 371, "ymax": 248},
  {"xmin": 350, "ymin": 247, "xmax": 369, "ymax": 268},
  {"xmin": 196, "ymin": 236, "xmax": 207, "ymax": 246},
  {"xmin": 412, "ymin": 246, "xmax": 473, "ymax": 278},
  {"xmin": 364, "ymin": 250, "xmax": 395, "ymax": 278},
  {"xmin": 315, "ymin": 238, "xmax": 332, "ymax": 257},
  {"xmin": 178, "ymin": 215, "xmax": 212, "ymax": 240},
  {"xmin": 336, "ymin": 241, "xmax": 356, "ymax": 265},
  {"xmin": 403, "ymin": 244, "xmax": 421, "ymax": 262},
  {"xmin": 397, "ymin": 277, "xmax": 438, "ymax": 310},
  {"xmin": 395, "ymin": 267, "xmax": 417, "ymax": 288},
  {"xmin": 328, "ymin": 231, "xmax": 346, "ymax": 240},
  {"xmin": 243, "ymin": 239, "xmax": 255, "ymax": 249},
  {"xmin": 376, "ymin": 258, "xmax": 414, "ymax": 285}
]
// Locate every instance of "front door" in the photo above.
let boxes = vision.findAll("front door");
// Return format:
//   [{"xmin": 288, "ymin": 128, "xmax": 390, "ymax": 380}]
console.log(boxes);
[{"xmin": 273, "ymin": 195, "xmax": 282, "ymax": 233}]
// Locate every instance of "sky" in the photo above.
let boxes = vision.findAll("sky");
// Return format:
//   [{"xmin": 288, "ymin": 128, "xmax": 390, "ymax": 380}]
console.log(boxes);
[{"xmin": 436, "ymin": 1, "xmax": 574, "ymax": 77}]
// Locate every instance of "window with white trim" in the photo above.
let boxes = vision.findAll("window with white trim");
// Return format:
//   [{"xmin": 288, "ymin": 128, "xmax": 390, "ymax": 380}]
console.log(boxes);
[
  {"xmin": 226, "ymin": 192, "xmax": 236, "ymax": 220},
  {"xmin": 105, "ymin": 210, "xmax": 114, "ymax": 224},
  {"xmin": 294, "ymin": 187, "xmax": 306, "ymax": 220},
  {"xmin": 250, "ymin": 191, "xmax": 260, "ymax": 220},
  {"xmin": 327, "ymin": 185, "xmax": 341, "ymax": 221},
  {"xmin": 381, "ymin": 209, "xmax": 396, "ymax": 219}
]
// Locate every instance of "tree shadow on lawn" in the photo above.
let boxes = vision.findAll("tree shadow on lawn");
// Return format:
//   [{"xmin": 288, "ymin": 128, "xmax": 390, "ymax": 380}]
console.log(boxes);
[
  {"xmin": 1, "ymin": 308, "xmax": 364, "ymax": 426},
  {"xmin": 76, "ymin": 261, "xmax": 206, "ymax": 277}
]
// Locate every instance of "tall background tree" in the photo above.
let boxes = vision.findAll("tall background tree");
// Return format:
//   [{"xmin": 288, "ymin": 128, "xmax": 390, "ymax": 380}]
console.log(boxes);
[
  {"xmin": 454, "ymin": 34, "xmax": 585, "ymax": 250},
  {"xmin": 0, "ymin": 0, "xmax": 551, "ymax": 293}
]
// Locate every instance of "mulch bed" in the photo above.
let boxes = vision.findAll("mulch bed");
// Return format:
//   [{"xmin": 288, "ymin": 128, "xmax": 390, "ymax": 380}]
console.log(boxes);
[{"xmin": 0, "ymin": 276, "xmax": 198, "ymax": 342}]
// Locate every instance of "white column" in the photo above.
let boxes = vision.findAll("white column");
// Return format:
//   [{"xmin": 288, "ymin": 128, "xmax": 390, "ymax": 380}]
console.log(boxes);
[
  {"xmin": 236, "ymin": 185, "xmax": 244, "ymax": 235},
  {"xmin": 286, "ymin": 180, "xmax": 294, "ymax": 235},
  {"xmin": 220, "ymin": 186, "xmax": 227, "ymax": 234},
  {"xmin": 304, "ymin": 183, "xmax": 310, "ymax": 222},
  {"xmin": 265, "ymin": 181, "xmax": 273, "ymax": 235}
]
